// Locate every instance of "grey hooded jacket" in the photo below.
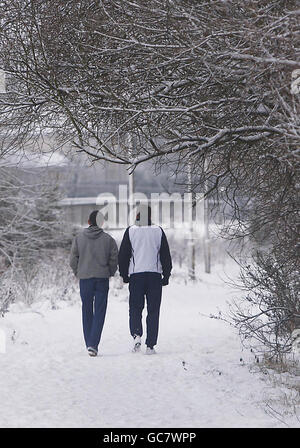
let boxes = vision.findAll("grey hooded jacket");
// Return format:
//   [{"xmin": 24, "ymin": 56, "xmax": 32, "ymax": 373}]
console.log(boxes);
[{"xmin": 70, "ymin": 226, "xmax": 118, "ymax": 279}]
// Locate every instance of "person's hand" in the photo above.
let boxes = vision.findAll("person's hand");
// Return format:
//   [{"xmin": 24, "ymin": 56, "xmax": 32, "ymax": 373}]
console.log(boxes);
[
  {"xmin": 162, "ymin": 277, "xmax": 169, "ymax": 286},
  {"xmin": 122, "ymin": 276, "xmax": 130, "ymax": 284}
]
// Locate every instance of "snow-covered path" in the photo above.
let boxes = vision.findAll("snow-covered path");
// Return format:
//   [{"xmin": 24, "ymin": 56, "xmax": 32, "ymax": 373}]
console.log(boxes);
[{"xmin": 0, "ymin": 271, "xmax": 299, "ymax": 428}]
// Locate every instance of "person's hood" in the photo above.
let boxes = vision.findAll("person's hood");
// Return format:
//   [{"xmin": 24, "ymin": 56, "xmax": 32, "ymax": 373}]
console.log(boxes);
[{"xmin": 83, "ymin": 226, "xmax": 104, "ymax": 239}]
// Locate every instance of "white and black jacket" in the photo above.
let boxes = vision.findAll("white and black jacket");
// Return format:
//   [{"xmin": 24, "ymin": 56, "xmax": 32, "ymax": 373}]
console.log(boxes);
[{"xmin": 118, "ymin": 224, "xmax": 172, "ymax": 282}]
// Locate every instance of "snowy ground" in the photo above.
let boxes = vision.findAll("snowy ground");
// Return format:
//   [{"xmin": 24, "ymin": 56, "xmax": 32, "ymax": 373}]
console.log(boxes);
[{"xmin": 0, "ymin": 265, "xmax": 299, "ymax": 428}]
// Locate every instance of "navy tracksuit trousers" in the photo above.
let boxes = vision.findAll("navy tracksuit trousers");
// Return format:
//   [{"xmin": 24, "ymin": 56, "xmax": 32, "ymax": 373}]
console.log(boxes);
[
  {"xmin": 129, "ymin": 272, "xmax": 162, "ymax": 348},
  {"xmin": 79, "ymin": 278, "xmax": 109, "ymax": 351}
]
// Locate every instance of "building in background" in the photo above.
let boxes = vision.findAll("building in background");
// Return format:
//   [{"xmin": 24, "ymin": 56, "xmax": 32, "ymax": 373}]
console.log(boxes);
[{"xmin": 0, "ymin": 138, "xmax": 188, "ymax": 228}]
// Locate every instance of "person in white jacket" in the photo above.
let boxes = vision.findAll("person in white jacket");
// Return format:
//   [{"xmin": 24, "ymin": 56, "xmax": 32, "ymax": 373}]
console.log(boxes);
[{"xmin": 118, "ymin": 205, "xmax": 172, "ymax": 354}]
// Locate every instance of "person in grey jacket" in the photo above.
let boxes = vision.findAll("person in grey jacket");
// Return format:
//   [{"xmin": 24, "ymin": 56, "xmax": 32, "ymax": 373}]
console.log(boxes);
[{"xmin": 70, "ymin": 210, "xmax": 118, "ymax": 357}]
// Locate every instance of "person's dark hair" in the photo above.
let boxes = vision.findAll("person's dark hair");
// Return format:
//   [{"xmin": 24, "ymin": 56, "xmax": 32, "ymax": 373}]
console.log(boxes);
[
  {"xmin": 88, "ymin": 210, "xmax": 99, "ymax": 226},
  {"xmin": 136, "ymin": 205, "xmax": 152, "ymax": 224}
]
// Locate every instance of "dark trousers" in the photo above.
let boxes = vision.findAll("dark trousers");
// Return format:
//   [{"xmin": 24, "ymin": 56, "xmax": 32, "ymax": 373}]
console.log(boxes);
[
  {"xmin": 129, "ymin": 272, "xmax": 162, "ymax": 348},
  {"xmin": 79, "ymin": 278, "xmax": 109, "ymax": 351}
]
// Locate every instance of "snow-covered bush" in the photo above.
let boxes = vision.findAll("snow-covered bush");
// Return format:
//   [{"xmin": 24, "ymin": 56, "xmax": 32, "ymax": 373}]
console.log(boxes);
[
  {"xmin": 0, "ymin": 249, "xmax": 78, "ymax": 312},
  {"xmin": 229, "ymin": 247, "xmax": 300, "ymax": 359},
  {"xmin": 0, "ymin": 166, "xmax": 74, "ymax": 313}
]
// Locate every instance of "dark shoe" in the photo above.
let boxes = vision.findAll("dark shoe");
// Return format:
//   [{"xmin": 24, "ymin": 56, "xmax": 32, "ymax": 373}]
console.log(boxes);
[{"xmin": 87, "ymin": 347, "xmax": 98, "ymax": 357}]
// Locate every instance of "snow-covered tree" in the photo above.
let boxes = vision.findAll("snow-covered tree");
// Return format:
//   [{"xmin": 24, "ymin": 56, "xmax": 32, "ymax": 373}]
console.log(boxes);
[
  {"xmin": 0, "ymin": 0, "xmax": 299, "ymax": 353},
  {"xmin": 0, "ymin": 166, "xmax": 69, "ymax": 312},
  {"xmin": 0, "ymin": 0, "xmax": 298, "ymax": 166}
]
